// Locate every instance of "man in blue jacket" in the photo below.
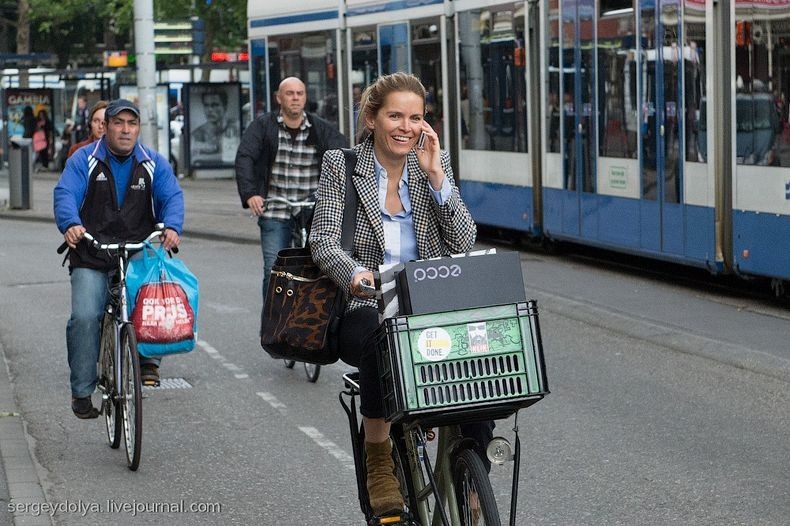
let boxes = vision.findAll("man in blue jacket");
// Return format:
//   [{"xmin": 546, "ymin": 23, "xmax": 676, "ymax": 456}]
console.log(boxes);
[{"xmin": 54, "ymin": 99, "xmax": 184, "ymax": 418}]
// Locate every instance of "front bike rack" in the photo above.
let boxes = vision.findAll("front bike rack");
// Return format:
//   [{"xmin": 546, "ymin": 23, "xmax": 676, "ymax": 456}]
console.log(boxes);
[{"xmin": 339, "ymin": 375, "xmax": 371, "ymax": 519}]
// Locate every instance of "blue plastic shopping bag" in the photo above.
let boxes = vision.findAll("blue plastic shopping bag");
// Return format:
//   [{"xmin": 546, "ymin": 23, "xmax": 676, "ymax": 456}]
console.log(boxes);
[{"xmin": 126, "ymin": 242, "xmax": 199, "ymax": 357}]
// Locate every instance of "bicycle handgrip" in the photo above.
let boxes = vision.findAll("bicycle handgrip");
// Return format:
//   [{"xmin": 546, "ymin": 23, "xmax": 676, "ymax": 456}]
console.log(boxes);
[{"xmin": 57, "ymin": 241, "xmax": 68, "ymax": 254}]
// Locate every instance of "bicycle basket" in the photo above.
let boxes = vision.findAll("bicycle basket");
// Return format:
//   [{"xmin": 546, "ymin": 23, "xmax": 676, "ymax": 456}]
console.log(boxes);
[{"xmin": 377, "ymin": 301, "xmax": 549, "ymax": 427}]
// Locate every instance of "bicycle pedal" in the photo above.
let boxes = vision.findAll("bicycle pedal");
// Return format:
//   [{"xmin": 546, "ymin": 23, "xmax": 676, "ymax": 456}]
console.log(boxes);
[{"xmin": 369, "ymin": 512, "xmax": 414, "ymax": 526}]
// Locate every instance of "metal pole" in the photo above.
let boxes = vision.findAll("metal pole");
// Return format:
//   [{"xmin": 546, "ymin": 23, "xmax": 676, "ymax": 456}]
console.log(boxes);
[{"xmin": 133, "ymin": 0, "xmax": 158, "ymax": 149}]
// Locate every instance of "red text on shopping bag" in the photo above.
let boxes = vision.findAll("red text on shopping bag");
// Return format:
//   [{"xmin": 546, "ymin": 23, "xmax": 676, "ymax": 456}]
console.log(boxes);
[{"xmin": 131, "ymin": 281, "xmax": 195, "ymax": 343}]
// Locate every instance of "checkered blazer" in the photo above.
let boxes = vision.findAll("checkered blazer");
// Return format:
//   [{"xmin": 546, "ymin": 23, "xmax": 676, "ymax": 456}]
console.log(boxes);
[{"xmin": 309, "ymin": 136, "xmax": 477, "ymax": 312}]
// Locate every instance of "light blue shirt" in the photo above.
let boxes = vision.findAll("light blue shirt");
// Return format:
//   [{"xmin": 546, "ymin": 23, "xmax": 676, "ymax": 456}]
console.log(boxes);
[{"xmin": 352, "ymin": 155, "xmax": 451, "ymax": 279}]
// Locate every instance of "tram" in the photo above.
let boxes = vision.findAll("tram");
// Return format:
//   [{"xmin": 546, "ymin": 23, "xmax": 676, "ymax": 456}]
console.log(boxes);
[{"xmin": 246, "ymin": 1, "xmax": 790, "ymax": 294}]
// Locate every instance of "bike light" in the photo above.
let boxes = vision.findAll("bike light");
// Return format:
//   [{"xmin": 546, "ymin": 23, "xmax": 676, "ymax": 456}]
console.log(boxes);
[{"xmin": 486, "ymin": 436, "xmax": 513, "ymax": 465}]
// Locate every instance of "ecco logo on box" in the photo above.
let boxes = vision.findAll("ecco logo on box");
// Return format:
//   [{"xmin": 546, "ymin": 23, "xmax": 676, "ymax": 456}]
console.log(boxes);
[{"xmin": 413, "ymin": 264, "xmax": 462, "ymax": 282}]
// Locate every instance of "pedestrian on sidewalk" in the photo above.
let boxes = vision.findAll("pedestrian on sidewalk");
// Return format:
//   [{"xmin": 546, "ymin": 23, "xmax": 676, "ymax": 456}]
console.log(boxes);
[
  {"xmin": 68, "ymin": 100, "xmax": 107, "ymax": 158},
  {"xmin": 234, "ymin": 76, "xmax": 347, "ymax": 312},
  {"xmin": 33, "ymin": 109, "xmax": 54, "ymax": 171},
  {"xmin": 53, "ymin": 99, "xmax": 184, "ymax": 418}
]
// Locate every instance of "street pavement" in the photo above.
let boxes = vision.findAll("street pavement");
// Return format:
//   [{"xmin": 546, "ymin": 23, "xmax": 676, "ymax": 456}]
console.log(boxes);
[
  {"xmin": 0, "ymin": 167, "xmax": 257, "ymax": 526},
  {"xmin": 1, "ymin": 166, "xmax": 789, "ymax": 524}
]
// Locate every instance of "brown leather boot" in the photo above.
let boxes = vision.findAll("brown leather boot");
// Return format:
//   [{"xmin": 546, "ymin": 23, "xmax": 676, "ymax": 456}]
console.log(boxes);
[{"xmin": 365, "ymin": 440, "xmax": 404, "ymax": 516}]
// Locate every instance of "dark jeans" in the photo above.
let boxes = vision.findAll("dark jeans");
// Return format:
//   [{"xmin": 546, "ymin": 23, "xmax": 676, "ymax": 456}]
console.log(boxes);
[{"xmin": 338, "ymin": 306, "xmax": 494, "ymax": 470}]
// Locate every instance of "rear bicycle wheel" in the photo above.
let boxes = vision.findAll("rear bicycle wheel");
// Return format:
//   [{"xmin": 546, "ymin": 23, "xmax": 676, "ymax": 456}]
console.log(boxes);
[
  {"xmin": 99, "ymin": 314, "xmax": 122, "ymax": 449},
  {"xmin": 120, "ymin": 325, "xmax": 143, "ymax": 471},
  {"xmin": 390, "ymin": 426, "xmax": 417, "ymax": 515},
  {"xmin": 303, "ymin": 362, "xmax": 321, "ymax": 382},
  {"xmin": 452, "ymin": 449, "xmax": 501, "ymax": 526}
]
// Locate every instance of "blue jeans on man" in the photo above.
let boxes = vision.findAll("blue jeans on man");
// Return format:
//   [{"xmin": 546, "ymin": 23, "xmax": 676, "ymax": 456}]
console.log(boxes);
[
  {"xmin": 67, "ymin": 266, "xmax": 160, "ymax": 398},
  {"xmin": 258, "ymin": 216, "xmax": 292, "ymax": 303}
]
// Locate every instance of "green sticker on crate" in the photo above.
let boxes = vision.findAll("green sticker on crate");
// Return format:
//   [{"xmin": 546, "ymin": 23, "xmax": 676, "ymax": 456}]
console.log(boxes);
[{"xmin": 409, "ymin": 317, "xmax": 522, "ymax": 363}]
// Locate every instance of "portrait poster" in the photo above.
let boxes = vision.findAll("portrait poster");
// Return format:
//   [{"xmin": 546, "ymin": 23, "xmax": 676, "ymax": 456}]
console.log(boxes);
[
  {"xmin": 117, "ymin": 85, "xmax": 170, "ymax": 161},
  {"xmin": 184, "ymin": 83, "xmax": 241, "ymax": 170},
  {"xmin": 5, "ymin": 88, "xmax": 54, "ymax": 138}
]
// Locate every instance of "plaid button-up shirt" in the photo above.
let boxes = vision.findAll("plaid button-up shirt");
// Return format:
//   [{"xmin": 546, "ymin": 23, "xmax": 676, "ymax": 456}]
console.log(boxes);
[{"xmin": 264, "ymin": 113, "xmax": 321, "ymax": 221}]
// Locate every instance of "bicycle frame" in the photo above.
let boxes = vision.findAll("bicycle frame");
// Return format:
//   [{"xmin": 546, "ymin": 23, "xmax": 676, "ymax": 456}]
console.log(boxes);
[
  {"xmin": 107, "ymin": 248, "xmax": 132, "ymax": 402},
  {"xmin": 340, "ymin": 373, "xmax": 491, "ymax": 526}
]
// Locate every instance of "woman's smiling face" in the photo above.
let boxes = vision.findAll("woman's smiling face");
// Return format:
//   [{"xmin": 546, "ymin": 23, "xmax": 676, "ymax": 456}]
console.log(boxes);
[{"xmin": 367, "ymin": 90, "xmax": 425, "ymax": 163}]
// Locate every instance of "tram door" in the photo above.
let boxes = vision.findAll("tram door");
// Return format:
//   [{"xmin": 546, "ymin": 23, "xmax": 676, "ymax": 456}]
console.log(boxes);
[
  {"xmin": 560, "ymin": 0, "xmax": 596, "ymax": 237},
  {"xmin": 639, "ymin": 0, "xmax": 683, "ymax": 254}
]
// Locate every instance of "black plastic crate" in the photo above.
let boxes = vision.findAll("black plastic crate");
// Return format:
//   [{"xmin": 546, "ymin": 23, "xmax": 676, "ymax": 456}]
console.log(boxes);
[{"xmin": 377, "ymin": 301, "xmax": 548, "ymax": 427}]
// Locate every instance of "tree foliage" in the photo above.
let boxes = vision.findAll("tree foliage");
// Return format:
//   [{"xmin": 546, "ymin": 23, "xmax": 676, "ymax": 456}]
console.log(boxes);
[{"xmin": 4, "ymin": 0, "xmax": 247, "ymax": 67}]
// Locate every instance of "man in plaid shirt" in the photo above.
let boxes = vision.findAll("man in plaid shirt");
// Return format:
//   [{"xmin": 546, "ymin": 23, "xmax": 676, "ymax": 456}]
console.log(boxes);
[{"xmin": 235, "ymin": 77, "xmax": 347, "ymax": 304}]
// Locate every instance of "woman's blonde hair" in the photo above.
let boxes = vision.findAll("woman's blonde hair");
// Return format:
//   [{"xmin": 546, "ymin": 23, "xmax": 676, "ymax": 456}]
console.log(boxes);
[{"xmin": 356, "ymin": 72, "xmax": 426, "ymax": 142}]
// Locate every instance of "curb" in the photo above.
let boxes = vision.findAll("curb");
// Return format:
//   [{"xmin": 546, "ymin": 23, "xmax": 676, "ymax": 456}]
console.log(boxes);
[{"xmin": 0, "ymin": 341, "xmax": 53, "ymax": 526}]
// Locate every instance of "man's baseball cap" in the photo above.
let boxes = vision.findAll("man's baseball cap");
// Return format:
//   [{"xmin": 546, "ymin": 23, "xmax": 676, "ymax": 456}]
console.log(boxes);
[{"xmin": 105, "ymin": 99, "xmax": 140, "ymax": 119}]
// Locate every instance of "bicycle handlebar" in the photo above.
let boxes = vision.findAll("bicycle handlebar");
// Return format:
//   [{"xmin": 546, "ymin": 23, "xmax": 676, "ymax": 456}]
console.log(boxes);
[
  {"xmin": 56, "ymin": 223, "xmax": 172, "ymax": 254},
  {"xmin": 265, "ymin": 196, "xmax": 315, "ymax": 210}
]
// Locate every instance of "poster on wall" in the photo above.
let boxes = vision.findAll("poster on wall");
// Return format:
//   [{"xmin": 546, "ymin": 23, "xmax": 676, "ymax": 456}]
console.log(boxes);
[
  {"xmin": 5, "ymin": 89, "xmax": 54, "ymax": 138},
  {"xmin": 184, "ymin": 83, "xmax": 242, "ymax": 171},
  {"xmin": 117, "ymin": 85, "xmax": 171, "ymax": 163}
]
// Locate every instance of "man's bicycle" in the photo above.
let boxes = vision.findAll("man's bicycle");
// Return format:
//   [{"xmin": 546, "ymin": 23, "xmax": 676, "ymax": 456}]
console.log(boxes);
[
  {"xmin": 340, "ymin": 301, "xmax": 549, "ymax": 525},
  {"xmin": 265, "ymin": 195, "xmax": 321, "ymax": 383},
  {"xmin": 59, "ymin": 226, "xmax": 167, "ymax": 471}
]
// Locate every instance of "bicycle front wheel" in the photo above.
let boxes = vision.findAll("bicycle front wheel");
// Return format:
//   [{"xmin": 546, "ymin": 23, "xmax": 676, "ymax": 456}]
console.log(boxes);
[
  {"xmin": 303, "ymin": 362, "xmax": 321, "ymax": 383},
  {"xmin": 120, "ymin": 325, "xmax": 142, "ymax": 471},
  {"xmin": 99, "ymin": 314, "xmax": 122, "ymax": 449},
  {"xmin": 453, "ymin": 449, "xmax": 501, "ymax": 526}
]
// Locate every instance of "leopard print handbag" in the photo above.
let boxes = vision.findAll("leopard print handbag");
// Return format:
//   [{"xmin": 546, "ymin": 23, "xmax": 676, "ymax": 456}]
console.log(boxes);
[
  {"xmin": 259, "ymin": 247, "xmax": 345, "ymax": 364},
  {"xmin": 259, "ymin": 148, "xmax": 358, "ymax": 365}
]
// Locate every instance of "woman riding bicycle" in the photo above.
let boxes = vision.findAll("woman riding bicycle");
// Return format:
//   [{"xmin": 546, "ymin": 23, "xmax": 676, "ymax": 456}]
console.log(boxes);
[{"xmin": 310, "ymin": 72, "xmax": 491, "ymax": 520}]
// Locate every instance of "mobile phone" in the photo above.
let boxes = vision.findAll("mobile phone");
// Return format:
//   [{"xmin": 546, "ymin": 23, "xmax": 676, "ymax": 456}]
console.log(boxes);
[
  {"xmin": 359, "ymin": 278, "xmax": 376, "ymax": 298},
  {"xmin": 416, "ymin": 131, "xmax": 426, "ymax": 150}
]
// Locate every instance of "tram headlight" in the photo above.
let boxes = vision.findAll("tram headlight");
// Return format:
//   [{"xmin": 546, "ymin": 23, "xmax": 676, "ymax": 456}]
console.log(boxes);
[{"xmin": 486, "ymin": 436, "xmax": 513, "ymax": 465}]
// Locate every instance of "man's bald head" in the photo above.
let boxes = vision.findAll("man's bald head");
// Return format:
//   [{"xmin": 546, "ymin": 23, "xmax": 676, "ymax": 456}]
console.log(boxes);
[
  {"xmin": 279, "ymin": 77, "xmax": 305, "ymax": 92},
  {"xmin": 276, "ymin": 77, "xmax": 307, "ymax": 124}
]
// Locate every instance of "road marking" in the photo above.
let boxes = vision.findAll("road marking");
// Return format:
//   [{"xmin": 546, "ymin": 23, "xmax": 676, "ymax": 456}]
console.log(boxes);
[
  {"xmin": 197, "ymin": 340, "xmax": 250, "ymax": 380},
  {"xmin": 299, "ymin": 426, "xmax": 356, "ymax": 470},
  {"xmin": 198, "ymin": 341, "xmax": 219, "ymax": 354},
  {"xmin": 256, "ymin": 391, "xmax": 287, "ymax": 410},
  {"xmin": 203, "ymin": 301, "xmax": 249, "ymax": 314}
]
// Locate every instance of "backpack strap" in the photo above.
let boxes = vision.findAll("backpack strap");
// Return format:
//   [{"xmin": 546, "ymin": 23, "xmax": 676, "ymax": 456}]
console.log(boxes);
[{"xmin": 340, "ymin": 148, "xmax": 358, "ymax": 252}]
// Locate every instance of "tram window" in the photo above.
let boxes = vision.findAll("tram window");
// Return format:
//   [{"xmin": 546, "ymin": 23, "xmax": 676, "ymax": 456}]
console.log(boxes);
[
  {"xmin": 601, "ymin": 0, "xmax": 632, "ymax": 16},
  {"xmin": 734, "ymin": 7, "xmax": 789, "ymax": 166},
  {"xmin": 250, "ymin": 39, "xmax": 267, "ymax": 116},
  {"xmin": 458, "ymin": 6, "xmax": 527, "ymax": 153},
  {"xmin": 684, "ymin": 3, "xmax": 706, "ymax": 164},
  {"xmin": 546, "ymin": 0, "xmax": 561, "ymax": 154},
  {"xmin": 266, "ymin": 32, "xmax": 339, "ymax": 129},
  {"xmin": 598, "ymin": 4, "xmax": 637, "ymax": 159},
  {"xmin": 351, "ymin": 29, "xmax": 379, "ymax": 141},
  {"xmin": 412, "ymin": 18, "xmax": 442, "ymax": 143}
]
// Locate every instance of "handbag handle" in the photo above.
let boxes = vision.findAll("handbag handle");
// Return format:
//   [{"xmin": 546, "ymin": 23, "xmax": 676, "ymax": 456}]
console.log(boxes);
[{"xmin": 340, "ymin": 148, "xmax": 358, "ymax": 252}]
